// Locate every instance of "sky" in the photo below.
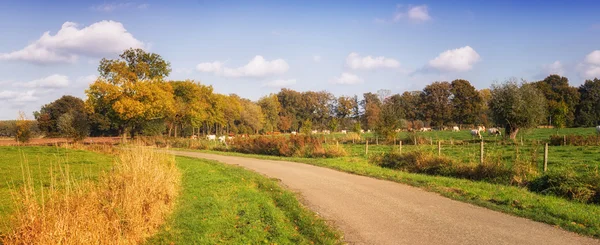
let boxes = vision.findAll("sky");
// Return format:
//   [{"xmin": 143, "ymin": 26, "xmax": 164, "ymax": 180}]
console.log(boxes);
[{"xmin": 1, "ymin": 0, "xmax": 600, "ymax": 119}]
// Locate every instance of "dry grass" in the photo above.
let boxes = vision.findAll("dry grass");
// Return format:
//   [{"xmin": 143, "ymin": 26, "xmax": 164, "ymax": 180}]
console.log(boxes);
[{"xmin": 1, "ymin": 145, "xmax": 181, "ymax": 244}]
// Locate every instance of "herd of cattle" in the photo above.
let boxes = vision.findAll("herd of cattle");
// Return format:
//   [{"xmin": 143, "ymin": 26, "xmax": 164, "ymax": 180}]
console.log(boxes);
[{"xmin": 193, "ymin": 125, "xmax": 600, "ymax": 142}]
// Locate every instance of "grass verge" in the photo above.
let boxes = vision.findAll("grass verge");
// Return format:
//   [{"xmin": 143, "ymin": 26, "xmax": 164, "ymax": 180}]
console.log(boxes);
[
  {"xmin": 147, "ymin": 156, "xmax": 342, "ymax": 244},
  {"xmin": 173, "ymin": 148, "xmax": 600, "ymax": 239}
]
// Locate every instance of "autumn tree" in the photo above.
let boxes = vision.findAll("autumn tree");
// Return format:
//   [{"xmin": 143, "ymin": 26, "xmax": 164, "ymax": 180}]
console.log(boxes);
[
  {"xmin": 168, "ymin": 80, "xmax": 211, "ymax": 137},
  {"xmin": 362, "ymin": 92, "xmax": 381, "ymax": 130},
  {"xmin": 277, "ymin": 89, "xmax": 304, "ymax": 131},
  {"xmin": 534, "ymin": 75, "xmax": 580, "ymax": 127},
  {"xmin": 336, "ymin": 96, "xmax": 357, "ymax": 129},
  {"xmin": 421, "ymin": 82, "xmax": 453, "ymax": 127},
  {"xmin": 450, "ymin": 79, "xmax": 482, "ymax": 126},
  {"xmin": 15, "ymin": 111, "xmax": 32, "ymax": 143},
  {"xmin": 239, "ymin": 99, "xmax": 264, "ymax": 134},
  {"xmin": 489, "ymin": 79, "xmax": 546, "ymax": 139},
  {"xmin": 575, "ymin": 78, "xmax": 600, "ymax": 126},
  {"xmin": 257, "ymin": 94, "xmax": 281, "ymax": 132},
  {"xmin": 86, "ymin": 49, "xmax": 175, "ymax": 138}
]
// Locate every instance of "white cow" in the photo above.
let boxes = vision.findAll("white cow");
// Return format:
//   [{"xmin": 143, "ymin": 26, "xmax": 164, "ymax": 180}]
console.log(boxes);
[
  {"xmin": 471, "ymin": 129, "xmax": 482, "ymax": 139},
  {"xmin": 452, "ymin": 126, "xmax": 460, "ymax": 132},
  {"xmin": 596, "ymin": 126, "xmax": 600, "ymax": 134},
  {"xmin": 218, "ymin": 135, "xmax": 226, "ymax": 143},
  {"xmin": 341, "ymin": 130, "xmax": 347, "ymax": 134},
  {"xmin": 322, "ymin": 130, "xmax": 331, "ymax": 135},
  {"xmin": 488, "ymin": 128, "xmax": 501, "ymax": 136},
  {"xmin": 420, "ymin": 127, "xmax": 432, "ymax": 132},
  {"xmin": 291, "ymin": 131, "xmax": 297, "ymax": 135},
  {"xmin": 477, "ymin": 126, "xmax": 486, "ymax": 132},
  {"xmin": 311, "ymin": 130, "xmax": 318, "ymax": 134},
  {"xmin": 207, "ymin": 134, "xmax": 216, "ymax": 141},
  {"xmin": 360, "ymin": 129, "xmax": 365, "ymax": 133}
]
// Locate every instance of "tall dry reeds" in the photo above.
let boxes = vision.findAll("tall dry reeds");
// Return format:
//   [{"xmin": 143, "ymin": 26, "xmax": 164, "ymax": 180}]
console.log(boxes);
[{"xmin": 2, "ymin": 145, "xmax": 180, "ymax": 244}]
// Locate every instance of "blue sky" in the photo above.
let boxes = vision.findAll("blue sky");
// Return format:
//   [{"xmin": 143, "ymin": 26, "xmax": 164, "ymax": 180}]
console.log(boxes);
[{"xmin": 1, "ymin": 0, "xmax": 600, "ymax": 119}]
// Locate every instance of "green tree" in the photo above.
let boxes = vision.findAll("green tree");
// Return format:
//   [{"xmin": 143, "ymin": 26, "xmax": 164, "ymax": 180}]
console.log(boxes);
[
  {"xmin": 533, "ymin": 75, "xmax": 580, "ymax": 127},
  {"xmin": 300, "ymin": 119, "xmax": 313, "ymax": 135},
  {"xmin": 35, "ymin": 95, "xmax": 88, "ymax": 137},
  {"xmin": 258, "ymin": 94, "xmax": 281, "ymax": 132},
  {"xmin": 575, "ymin": 78, "xmax": 600, "ymax": 127},
  {"xmin": 399, "ymin": 91, "xmax": 423, "ymax": 129},
  {"xmin": 336, "ymin": 96, "xmax": 357, "ymax": 129},
  {"xmin": 422, "ymin": 82, "xmax": 453, "ymax": 127},
  {"xmin": 450, "ymin": 79, "xmax": 482, "ymax": 125},
  {"xmin": 489, "ymin": 79, "xmax": 547, "ymax": 139},
  {"xmin": 239, "ymin": 99, "xmax": 264, "ymax": 134}
]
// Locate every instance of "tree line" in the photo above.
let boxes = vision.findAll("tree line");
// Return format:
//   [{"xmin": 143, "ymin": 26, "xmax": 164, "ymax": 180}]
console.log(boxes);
[{"xmin": 21, "ymin": 49, "xmax": 600, "ymax": 141}]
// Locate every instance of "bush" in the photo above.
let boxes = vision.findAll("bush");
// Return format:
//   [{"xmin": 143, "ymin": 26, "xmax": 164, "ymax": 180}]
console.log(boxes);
[
  {"xmin": 529, "ymin": 170, "xmax": 600, "ymax": 204},
  {"xmin": 224, "ymin": 135, "xmax": 346, "ymax": 158}
]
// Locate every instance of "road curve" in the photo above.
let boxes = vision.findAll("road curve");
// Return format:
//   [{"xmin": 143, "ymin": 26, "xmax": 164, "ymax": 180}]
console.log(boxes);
[{"xmin": 172, "ymin": 151, "xmax": 599, "ymax": 245}]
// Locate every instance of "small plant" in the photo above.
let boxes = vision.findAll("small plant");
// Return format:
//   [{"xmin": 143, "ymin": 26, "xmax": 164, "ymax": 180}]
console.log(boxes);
[{"xmin": 15, "ymin": 111, "xmax": 32, "ymax": 143}]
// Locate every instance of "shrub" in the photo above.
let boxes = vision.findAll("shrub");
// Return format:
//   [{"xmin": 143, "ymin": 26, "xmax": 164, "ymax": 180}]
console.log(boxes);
[
  {"xmin": 529, "ymin": 170, "xmax": 600, "ymax": 204},
  {"xmin": 15, "ymin": 112, "xmax": 33, "ymax": 143},
  {"xmin": 224, "ymin": 135, "xmax": 346, "ymax": 158}
]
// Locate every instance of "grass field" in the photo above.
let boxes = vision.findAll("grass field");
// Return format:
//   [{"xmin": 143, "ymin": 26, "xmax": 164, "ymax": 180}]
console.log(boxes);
[
  {"xmin": 147, "ymin": 156, "xmax": 342, "ymax": 244},
  {"xmin": 0, "ymin": 146, "xmax": 113, "ymax": 227}
]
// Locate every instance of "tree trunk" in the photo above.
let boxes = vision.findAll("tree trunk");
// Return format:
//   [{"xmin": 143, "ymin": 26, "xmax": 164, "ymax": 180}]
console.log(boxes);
[{"xmin": 506, "ymin": 126, "xmax": 519, "ymax": 140}]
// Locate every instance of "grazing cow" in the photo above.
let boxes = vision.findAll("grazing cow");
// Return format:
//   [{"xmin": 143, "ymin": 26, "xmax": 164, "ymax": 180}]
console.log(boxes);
[
  {"xmin": 420, "ymin": 127, "xmax": 432, "ymax": 132},
  {"xmin": 291, "ymin": 131, "xmax": 297, "ymax": 135},
  {"xmin": 311, "ymin": 130, "xmax": 318, "ymax": 134},
  {"xmin": 471, "ymin": 129, "xmax": 482, "ymax": 139},
  {"xmin": 341, "ymin": 130, "xmax": 347, "ymax": 134},
  {"xmin": 367, "ymin": 129, "xmax": 371, "ymax": 133},
  {"xmin": 227, "ymin": 136, "xmax": 234, "ymax": 140},
  {"xmin": 207, "ymin": 134, "xmax": 216, "ymax": 141},
  {"xmin": 218, "ymin": 136, "xmax": 226, "ymax": 143},
  {"xmin": 597, "ymin": 126, "xmax": 600, "ymax": 134},
  {"xmin": 452, "ymin": 126, "xmax": 460, "ymax": 132},
  {"xmin": 323, "ymin": 130, "xmax": 331, "ymax": 135},
  {"xmin": 488, "ymin": 128, "xmax": 501, "ymax": 136},
  {"xmin": 360, "ymin": 129, "xmax": 365, "ymax": 133}
]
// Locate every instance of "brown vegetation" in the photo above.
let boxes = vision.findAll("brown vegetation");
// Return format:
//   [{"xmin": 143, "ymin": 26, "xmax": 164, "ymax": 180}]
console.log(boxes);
[
  {"xmin": 223, "ymin": 135, "xmax": 347, "ymax": 158},
  {"xmin": 2, "ymin": 145, "xmax": 180, "ymax": 244}
]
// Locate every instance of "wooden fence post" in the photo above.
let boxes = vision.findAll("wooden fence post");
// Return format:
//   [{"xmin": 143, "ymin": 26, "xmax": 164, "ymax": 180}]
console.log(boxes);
[
  {"xmin": 438, "ymin": 141, "xmax": 441, "ymax": 156},
  {"xmin": 544, "ymin": 143, "xmax": 548, "ymax": 172},
  {"xmin": 399, "ymin": 141, "xmax": 402, "ymax": 154},
  {"xmin": 480, "ymin": 140, "xmax": 484, "ymax": 164},
  {"xmin": 365, "ymin": 138, "xmax": 369, "ymax": 156},
  {"xmin": 376, "ymin": 136, "xmax": 379, "ymax": 145},
  {"xmin": 563, "ymin": 135, "xmax": 566, "ymax": 146}
]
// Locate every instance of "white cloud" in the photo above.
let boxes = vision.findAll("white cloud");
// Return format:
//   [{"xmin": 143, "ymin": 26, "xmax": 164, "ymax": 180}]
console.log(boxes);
[
  {"xmin": 346, "ymin": 52, "xmax": 400, "ymax": 70},
  {"xmin": 541, "ymin": 61, "xmax": 565, "ymax": 76},
  {"xmin": 263, "ymin": 79, "xmax": 297, "ymax": 88},
  {"xmin": 393, "ymin": 5, "xmax": 431, "ymax": 22},
  {"xmin": 77, "ymin": 75, "xmax": 98, "ymax": 84},
  {"xmin": 17, "ymin": 74, "xmax": 69, "ymax": 89},
  {"xmin": 0, "ymin": 21, "xmax": 144, "ymax": 64},
  {"xmin": 0, "ymin": 90, "xmax": 38, "ymax": 102},
  {"xmin": 196, "ymin": 61, "xmax": 223, "ymax": 73},
  {"xmin": 313, "ymin": 55, "xmax": 321, "ymax": 62},
  {"xmin": 91, "ymin": 2, "xmax": 148, "ymax": 12},
  {"xmin": 330, "ymin": 72, "xmax": 363, "ymax": 85},
  {"xmin": 428, "ymin": 46, "xmax": 480, "ymax": 72},
  {"xmin": 196, "ymin": 56, "xmax": 289, "ymax": 78},
  {"xmin": 580, "ymin": 50, "xmax": 600, "ymax": 78}
]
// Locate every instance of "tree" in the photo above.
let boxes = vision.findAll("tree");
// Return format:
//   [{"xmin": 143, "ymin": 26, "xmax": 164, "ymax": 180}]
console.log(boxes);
[
  {"xmin": 336, "ymin": 96, "xmax": 357, "ymax": 129},
  {"xmin": 362, "ymin": 93, "xmax": 381, "ymax": 130},
  {"xmin": 534, "ymin": 75, "xmax": 580, "ymax": 127},
  {"xmin": 376, "ymin": 96, "xmax": 403, "ymax": 140},
  {"xmin": 450, "ymin": 79, "xmax": 482, "ymax": 125},
  {"xmin": 575, "ymin": 78, "xmax": 600, "ymax": 127},
  {"xmin": 15, "ymin": 111, "xmax": 32, "ymax": 143},
  {"xmin": 399, "ymin": 91, "xmax": 423, "ymax": 129},
  {"xmin": 258, "ymin": 94, "xmax": 281, "ymax": 132},
  {"xmin": 239, "ymin": 99, "xmax": 264, "ymax": 134},
  {"xmin": 489, "ymin": 79, "xmax": 547, "ymax": 139},
  {"xmin": 35, "ymin": 95, "xmax": 88, "ymax": 137},
  {"xmin": 86, "ymin": 49, "xmax": 175, "ymax": 138},
  {"xmin": 56, "ymin": 110, "xmax": 89, "ymax": 140},
  {"xmin": 300, "ymin": 119, "xmax": 313, "ymax": 135},
  {"xmin": 168, "ymin": 80, "xmax": 211, "ymax": 137},
  {"xmin": 421, "ymin": 82, "xmax": 453, "ymax": 127},
  {"xmin": 478, "ymin": 89, "xmax": 492, "ymax": 127}
]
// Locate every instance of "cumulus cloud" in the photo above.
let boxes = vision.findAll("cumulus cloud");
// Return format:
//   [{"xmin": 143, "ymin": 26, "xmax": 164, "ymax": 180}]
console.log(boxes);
[
  {"xmin": 77, "ymin": 75, "xmax": 98, "ymax": 84},
  {"xmin": 428, "ymin": 46, "xmax": 480, "ymax": 72},
  {"xmin": 393, "ymin": 5, "xmax": 431, "ymax": 22},
  {"xmin": 346, "ymin": 52, "xmax": 400, "ymax": 70},
  {"xmin": 579, "ymin": 50, "xmax": 600, "ymax": 79},
  {"xmin": 196, "ymin": 56, "xmax": 289, "ymax": 78},
  {"xmin": 17, "ymin": 74, "xmax": 69, "ymax": 89},
  {"xmin": 541, "ymin": 61, "xmax": 565, "ymax": 76},
  {"xmin": 0, "ymin": 21, "xmax": 144, "ymax": 64},
  {"xmin": 0, "ymin": 90, "xmax": 38, "ymax": 102},
  {"xmin": 263, "ymin": 79, "xmax": 297, "ymax": 88},
  {"xmin": 330, "ymin": 72, "xmax": 363, "ymax": 85}
]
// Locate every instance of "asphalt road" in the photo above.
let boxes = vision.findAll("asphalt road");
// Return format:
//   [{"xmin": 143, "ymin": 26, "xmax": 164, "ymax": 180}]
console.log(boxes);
[{"xmin": 172, "ymin": 151, "xmax": 600, "ymax": 245}]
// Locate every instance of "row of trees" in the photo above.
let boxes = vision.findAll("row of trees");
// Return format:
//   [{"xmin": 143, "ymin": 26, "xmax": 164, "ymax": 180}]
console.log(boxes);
[{"xmin": 30, "ymin": 49, "xmax": 600, "ymax": 141}]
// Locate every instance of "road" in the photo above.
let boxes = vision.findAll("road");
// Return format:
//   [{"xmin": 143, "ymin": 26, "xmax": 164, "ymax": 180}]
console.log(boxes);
[{"xmin": 172, "ymin": 151, "xmax": 599, "ymax": 245}]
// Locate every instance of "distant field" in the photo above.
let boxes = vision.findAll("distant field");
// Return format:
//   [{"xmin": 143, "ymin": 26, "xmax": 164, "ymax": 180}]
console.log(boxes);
[{"xmin": 0, "ymin": 147, "xmax": 113, "ymax": 230}]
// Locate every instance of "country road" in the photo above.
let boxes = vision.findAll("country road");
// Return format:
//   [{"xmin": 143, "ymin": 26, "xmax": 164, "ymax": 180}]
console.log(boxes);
[{"xmin": 172, "ymin": 151, "xmax": 599, "ymax": 245}]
